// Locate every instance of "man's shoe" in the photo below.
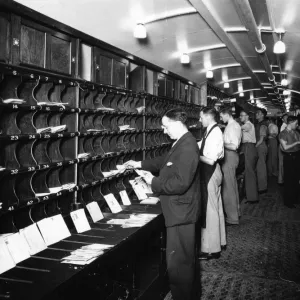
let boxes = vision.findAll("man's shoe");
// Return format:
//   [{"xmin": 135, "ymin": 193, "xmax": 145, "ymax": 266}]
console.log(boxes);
[
  {"xmin": 285, "ymin": 204, "xmax": 296, "ymax": 209},
  {"xmin": 221, "ymin": 245, "xmax": 227, "ymax": 251},
  {"xmin": 258, "ymin": 189, "xmax": 267, "ymax": 194},
  {"xmin": 198, "ymin": 252, "xmax": 220, "ymax": 260},
  {"xmin": 225, "ymin": 222, "xmax": 238, "ymax": 226}
]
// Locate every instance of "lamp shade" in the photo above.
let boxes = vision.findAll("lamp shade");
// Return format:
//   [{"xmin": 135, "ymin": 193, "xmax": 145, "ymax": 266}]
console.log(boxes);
[
  {"xmin": 206, "ymin": 70, "xmax": 213, "ymax": 78},
  {"xmin": 134, "ymin": 23, "xmax": 147, "ymax": 39},
  {"xmin": 281, "ymin": 78, "xmax": 288, "ymax": 86},
  {"xmin": 180, "ymin": 53, "xmax": 190, "ymax": 64},
  {"xmin": 273, "ymin": 40, "xmax": 286, "ymax": 54},
  {"xmin": 224, "ymin": 82, "xmax": 229, "ymax": 88}
]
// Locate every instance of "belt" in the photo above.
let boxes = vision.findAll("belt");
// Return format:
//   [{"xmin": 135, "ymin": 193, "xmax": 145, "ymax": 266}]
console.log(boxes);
[
  {"xmin": 243, "ymin": 142, "xmax": 255, "ymax": 145},
  {"xmin": 283, "ymin": 152, "xmax": 299, "ymax": 157},
  {"xmin": 225, "ymin": 148, "xmax": 237, "ymax": 153}
]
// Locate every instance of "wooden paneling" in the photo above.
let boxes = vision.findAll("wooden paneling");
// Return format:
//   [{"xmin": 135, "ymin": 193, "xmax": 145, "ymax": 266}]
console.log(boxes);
[
  {"xmin": 20, "ymin": 25, "xmax": 45, "ymax": 68},
  {"xmin": 0, "ymin": 12, "xmax": 10, "ymax": 63},
  {"xmin": 113, "ymin": 60, "xmax": 126, "ymax": 88},
  {"xmin": 50, "ymin": 35, "xmax": 71, "ymax": 74}
]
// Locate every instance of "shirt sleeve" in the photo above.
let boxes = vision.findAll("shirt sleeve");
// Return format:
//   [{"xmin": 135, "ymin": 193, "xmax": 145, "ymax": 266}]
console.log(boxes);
[
  {"xmin": 260, "ymin": 125, "xmax": 268, "ymax": 137},
  {"xmin": 203, "ymin": 128, "xmax": 224, "ymax": 161},
  {"xmin": 241, "ymin": 122, "xmax": 252, "ymax": 132}
]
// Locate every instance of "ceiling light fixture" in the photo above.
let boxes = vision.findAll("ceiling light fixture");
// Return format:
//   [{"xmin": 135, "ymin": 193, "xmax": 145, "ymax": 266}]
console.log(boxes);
[
  {"xmin": 281, "ymin": 78, "xmax": 288, "ymax": 86},
  {"xmin": 224, "ymin": 82, "xmax": 229, "ymax": 88},
  {"xmin": 134, "ymin": 23, "xmax": 147, "ymax": 39},
  {"xmin": 273, "ymin": 31, "xmax": 286, "ymax": 54},
  {"xmin": 239, "ymin": 92, "xmax": 244, "ymax": 97},
  {"xmin": 206, "ymin": 70, "xmax": 213, "ymax": 79},
  {"xmin": 283, "ymin": 90, "xmax": 291, "ymax": 95},
  {"xmin": 180, "ymin": 53, "xmax": 190, "ymax": 64}
]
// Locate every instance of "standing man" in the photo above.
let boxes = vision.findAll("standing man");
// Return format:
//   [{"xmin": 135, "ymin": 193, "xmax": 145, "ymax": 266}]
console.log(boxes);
[
  {"xmin": 220, "ymin": 107, "xmax": 242, "ymax": 225},
  {"xmin": 124, "ymin": 108, "xmax": 200, "ymax": 300},
  {"xmin": 240, "ymin": 110, "xmax": 259, "ymax": 203},
  {"xmin": 267, "ymin": 119, "xmax": 279, "ymax": 177},
  {"xmin": 278, "ymin": 113, "xmax": 288, "ymax": 184},
  {"xmin": 255, "ymin": 108, "xmax": 269, "ymax": 193},
  {"xmin": 198, "ymin": 107, "xmax": 226, "ymax": 260}
]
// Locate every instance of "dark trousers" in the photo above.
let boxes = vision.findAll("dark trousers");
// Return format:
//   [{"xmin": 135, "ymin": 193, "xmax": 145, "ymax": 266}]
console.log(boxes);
[
  {"xmin": 166, "ymin": 223, "xmax": 195, "ymax": 300},
  {"xmin": 267, "ymin": 138, "xmax": 278, "ymax": 176},
  {"xmin": 242, "ymin": 143, "xmax": 258, "ymax": 202},
  {"xmin": 283, "ymin": 153, "xmax": 300, "ymax": 205}
]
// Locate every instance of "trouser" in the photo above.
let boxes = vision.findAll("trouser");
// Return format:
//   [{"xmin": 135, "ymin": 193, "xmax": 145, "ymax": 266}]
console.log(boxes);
[
  {"xmin": 267, "ymin": 138, "xmax": 278, "ymax": 176},
  {"xmin": 201, "ymin": 164, "xmax": 226, "ymax": 253},
  {"xmin": 242, "ymin": 143, "xmax": 258, "ymax": 202},
  {"xmin": 278, "ymin": 147, "xmax": 284, "ymax": 184},
  {"xmin": 222, "ymin": 150, "xmax": 240, "ymax": 224},
  {"xmin": 283, "ymin": 152, "xmax": 300, "ymax": 205},
  {"xmin": 256, "ymin": 142, "xmax": 268, "ymax": 191},
  {"xmin": 166, "ymin": 223, "xmax": 195, "ymax": 300}
]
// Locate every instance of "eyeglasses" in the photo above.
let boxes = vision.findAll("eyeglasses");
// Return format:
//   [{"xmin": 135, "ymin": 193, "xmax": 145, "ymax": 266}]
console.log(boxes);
[{"xmin": 240, "ymin": 114, "xmax": 247, "ymax": 117}]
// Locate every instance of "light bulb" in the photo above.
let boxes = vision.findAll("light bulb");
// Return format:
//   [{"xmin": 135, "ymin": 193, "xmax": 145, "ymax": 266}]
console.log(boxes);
[
  {"xmin": 134, "ymin": 23, "xmax": 147, "ymax": 39},
  {"xmin": 251, "ymin": 99, "xmax": 255, "ymax": 103},
  {"xmin": 206, "ymin": 70, "xmax": 213, "ymax": 79},
  {"xmin": 281, "ymin": 78, "xmax": 288, "ymax": 86},
  {"xmin": 224, "ymin": 82, "xmax": 229, "ymax": 88},
  {"xmin": 239, "ymin": 92, "xmax": 244, "ymax": 97},
  {"xmin": 273, "ymin": 40, "xmax": 286, "ymax": 54},
  {"xmin": 180, "ymin": 53, "xmax": 190, "ymax": 64},
  {"xmin": 283, "ymin": 90, "xmax": 291, "ymax": 95}
]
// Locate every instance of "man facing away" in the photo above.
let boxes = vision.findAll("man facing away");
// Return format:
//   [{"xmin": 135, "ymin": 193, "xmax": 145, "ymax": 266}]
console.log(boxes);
[
  {"xmin": 278, "ymin": 113, "xmax": 288, "ymax": 184},
  {"xmin": 240, "ymin": 110, "xmax": 259, "ymax": 204},
  {"xmin": 255, "ymin": 108, "xmax": 269, "ymax": 193},
  {"xmin": 267, "ymin": 118, "xmax": 279, "ymax": 177},
  {"xmin": 220, "ymin": 107, "xmax": 242, "ymax": 225},
  {"xmin": 124, "ymin": 108, "xmax": 201, "ymax": 300}
]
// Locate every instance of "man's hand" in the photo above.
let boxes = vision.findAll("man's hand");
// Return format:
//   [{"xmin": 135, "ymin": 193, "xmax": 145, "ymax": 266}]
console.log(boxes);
[{"xmin": 123, "ymin": 160, "xmax": 142, "ymax": 169}]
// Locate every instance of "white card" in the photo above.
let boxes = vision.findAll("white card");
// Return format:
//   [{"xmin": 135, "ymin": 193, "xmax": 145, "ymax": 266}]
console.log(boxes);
[
  {"xmin": 86, "ymin": 202, "xmax": 104, "ymax": 223},
  {"xmin": 120, "ymin": 190, "xmax": 131, "ymax": 206},
  {"xmin": 37, "ymin": 215, "xmax": 71, "ymax": 246},
  {"xmin": 70, "ymin": 209, "xmax": 91, "ymax": 233},
  {"xmin": 0, "ymin": 237, "xmax": 16, "ymax": 274},
  {"xmin": 104, "ymin": 194, "xmax": 122, "ymax": 213},
  {"xmin": 20, "ymin": 223, "xmax": 47, "ymax": 255},
  {"xmin": 129, "ymin": 180, "xmax": 148, "ymax": 200},
  {"xmin": 5, "ymin": 232, "xmax": 31, "ymax": 264}
]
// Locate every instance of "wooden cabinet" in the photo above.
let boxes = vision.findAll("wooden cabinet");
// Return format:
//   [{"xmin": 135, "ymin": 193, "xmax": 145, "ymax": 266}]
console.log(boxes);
[{"xmin": 0, "ymin": 12, "xmax": 11, "ymax": 63}]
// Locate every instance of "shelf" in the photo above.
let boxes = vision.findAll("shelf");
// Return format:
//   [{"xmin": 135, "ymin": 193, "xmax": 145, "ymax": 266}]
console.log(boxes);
[{"xmin": 0, "ymin": 132, "xmax": 79, "ymax": 141}]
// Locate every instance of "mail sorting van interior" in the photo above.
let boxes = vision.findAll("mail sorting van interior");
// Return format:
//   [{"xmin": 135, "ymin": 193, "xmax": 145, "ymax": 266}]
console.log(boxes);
[{"xmin": 0, "ymin": 2, "xmax": 201, "ymax": 300}]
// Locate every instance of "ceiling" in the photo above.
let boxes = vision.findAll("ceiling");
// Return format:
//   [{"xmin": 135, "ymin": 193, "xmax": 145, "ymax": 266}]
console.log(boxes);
[{"xmin": 14, "ymin": 0, "xmax": 300, "ymax": 112}]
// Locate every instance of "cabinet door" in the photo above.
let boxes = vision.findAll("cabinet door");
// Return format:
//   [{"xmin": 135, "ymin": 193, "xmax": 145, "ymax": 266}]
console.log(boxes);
[
  {"xmin": 0, "ymin": 12, "xmax": 11, "ymax": 63},
  {"xmin": 166, "ymin": 78, "xmax": 174, "ymax": 98},
  {"xmin": 158, "ymin": 74, "xmax": 166, "ymax": 97},
  {"xmin": 112, "ymin": 59, "xmax": 126, "ymax": 88},
  {"xmin": 94, "ymin": 48, "xmax": 112, "ymax": 85}
]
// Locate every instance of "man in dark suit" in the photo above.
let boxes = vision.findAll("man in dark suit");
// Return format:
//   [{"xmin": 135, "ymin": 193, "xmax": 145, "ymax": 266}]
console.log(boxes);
[{"xmin": 125, "ymin": 108, "xmax": 201, "ymax": 300}]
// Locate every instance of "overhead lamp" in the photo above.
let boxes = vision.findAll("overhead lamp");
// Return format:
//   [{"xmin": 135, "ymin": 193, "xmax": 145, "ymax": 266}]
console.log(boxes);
[
  {"xmin": 239, "ymin": 92, "xmax": 244, "ymax": 97},
  {"xmin": 134, "ymin": 23, "xmax": 147, "ymax": 39},
  {"xmin": 284, "ymin": 98, "xmax": 290, "ymax": 103},
  {"xmin": 273, "ymin": 32, "xmax": 286, "ymax": 54},
  {"xmin": 206, "ymin": 70, "xmax": 213, "ymax": 79},
  {"xmin": 283, "ymin": 90, "xmax": 291, "ymax": 95},
  {"xmin": 180, "ymin": 53, "xmax": 190, "ymax": 64},
  {"xmin": 281, "ymin": 78, "xmax": 288, "ymax": 86},
  {"xmin": 224, "ymin": 82, "xmax": 229, "ymax": 88},
  {"xmin": 251, "ymin": 99, "xmax": 255, "ymax": 104}
]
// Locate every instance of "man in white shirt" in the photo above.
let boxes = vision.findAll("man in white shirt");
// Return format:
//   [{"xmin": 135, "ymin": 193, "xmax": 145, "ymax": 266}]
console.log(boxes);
[
  {"xmin": 267, "ymin": 119, "xmax": 279, "ymax": 177},
  {"xmin": 278, "ymin": 114, "xmax": 288, "ymax": 184},
  {"xmin": 220, "ymin": 107, "xmax": 242, "ymax": 225},
  {"xmin": 240, "ymin": 110, "xmax": 258, "ymax": 203},
  {"xmin": 198, "ymin": 107, "xmax": 226, "ymax": 260}
]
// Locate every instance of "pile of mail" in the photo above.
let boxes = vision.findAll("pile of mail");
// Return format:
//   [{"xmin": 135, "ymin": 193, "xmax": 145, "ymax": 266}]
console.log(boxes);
[{"xmin": 106, "ymin": 213, "xmax": 158, "ymax": 228}]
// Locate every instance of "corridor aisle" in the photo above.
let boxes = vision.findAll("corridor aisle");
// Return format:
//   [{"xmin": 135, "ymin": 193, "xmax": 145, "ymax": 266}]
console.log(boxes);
[{"xmin": 165, "ymin": 177, "xmax": 300, "ymax": 299}]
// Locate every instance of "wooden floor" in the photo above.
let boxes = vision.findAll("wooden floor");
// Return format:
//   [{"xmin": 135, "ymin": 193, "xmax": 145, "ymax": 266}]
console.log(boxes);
[{"xmin": 165, "ymin": 177, "xmax": 300, "ymax": 299}]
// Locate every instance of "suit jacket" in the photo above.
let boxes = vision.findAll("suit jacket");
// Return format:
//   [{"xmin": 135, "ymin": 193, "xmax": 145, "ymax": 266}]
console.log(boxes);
[{"xmin": 142, "ymin": 132, "xmax": 201, "ymax": 227}]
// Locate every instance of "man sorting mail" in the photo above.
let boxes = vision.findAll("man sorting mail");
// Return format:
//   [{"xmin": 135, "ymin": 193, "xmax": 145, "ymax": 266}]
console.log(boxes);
[{"xmin": 124, "ymin": 108, "xmax": 201, "ymax": 300}]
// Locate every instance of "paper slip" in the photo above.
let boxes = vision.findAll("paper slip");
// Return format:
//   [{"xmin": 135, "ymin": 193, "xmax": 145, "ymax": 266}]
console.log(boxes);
[
  {"xmin": 0, "ymin": 166, "xmax": 6, "ymax": 171},
  {"xmin": 78, "ymin": 152, "xmax": 90, "ymax": 159},
  {"xmin": 62, "ymin": 257, "xmax": 97, "ymax": 265},
  {"xmin": 50, "ymin": 125, "xmax": 66, "ymax": 133},
  {"xmin": 96, "ymin": 107, "xmax": 114, "ymax": 111},
  {"xmin": 36, "ymin": 127, "xmax": 52, "ymax": 134},
  {"xmin": 81, "ymin": 244, "xmax": 113, "ymax": 250},
  {"xmin": 0, "ymin": 238, "xmax": 16, "ymax": 275},
  {"xmin": 116, "ymin": 164, "xmax": 126, "ymax": 171},
  {"xmin": 38, "ymin": 102, "xmax": 68, "ymax": 106},
  {"xmin": 102, "ymin": 170, "xmax": 118, "ymax": 178},
  {"xmin": 3, "ymin": 98, "xmax": 26, "ymax": 104},
  {"xmin": 37, "ymin": 215, "xmax": 71, "ymax": 246},
  {"xmin": 19, "ymin": 223, "xmax": 47, "ymax": 255},
  {"xmin": 70, "ymin": 209, "xmax": 91, "ymax": 233},
  {"xmin": 104, "ymin": 194, "xmax": 123, "ymax": 213},
  {"xmin": 4, "ymin": 232, "xmax": 31, "ymax": 264},
  {"xmin": 130, "ymin": 180, "xmax": 148, "ymax": 200},
  {"xmin": 136, "ymin": 106, "xmax": 145, "ymax": 113},
  {"xmin": 86, "ymin": 201, "xmax": 104, "ymax": 222},
  {"xmin": 87, "ymin": 129, "xmax": 107, "ymax": 132},
  {"xmin": 35, "ymin": 192, "xmax": 52, "ymax": 197},
  {"xmin": 120, "ymin": 190, "xmax": 131, "ymax": 206},
  {"xmin": 140, "ymin": 197, "xmax": 160, "ymax": 205},
  {"xmin": 119, "ymin": 125, "xmax": 130, "ymax": 131}
]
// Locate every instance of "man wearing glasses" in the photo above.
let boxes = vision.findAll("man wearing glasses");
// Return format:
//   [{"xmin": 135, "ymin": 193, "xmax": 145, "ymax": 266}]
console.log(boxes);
[{"xmin": 240, "ymin": 110, "xmax": 259, "ymax": 203}]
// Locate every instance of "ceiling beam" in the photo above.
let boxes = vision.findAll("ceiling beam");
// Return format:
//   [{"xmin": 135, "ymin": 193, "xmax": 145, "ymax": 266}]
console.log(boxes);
[{"xmin": 187, "ymin": 0, "xmax": 271, "ymax": 104}]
